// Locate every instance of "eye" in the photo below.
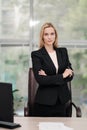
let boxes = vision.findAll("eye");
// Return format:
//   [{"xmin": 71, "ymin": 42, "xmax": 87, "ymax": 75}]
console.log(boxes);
[
  {"xmin": 44, "ymin": 33, "xmax": 48, "ymax": 36},
  {"xmin": 51, "ymin": 32, "xmax": 55, "ymax": 35}
]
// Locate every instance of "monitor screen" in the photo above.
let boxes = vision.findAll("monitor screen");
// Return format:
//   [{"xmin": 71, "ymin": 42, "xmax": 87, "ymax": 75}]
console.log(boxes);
[{"xmin": 0, "ymin": 82, "xmax": 13, "ymax": 122}]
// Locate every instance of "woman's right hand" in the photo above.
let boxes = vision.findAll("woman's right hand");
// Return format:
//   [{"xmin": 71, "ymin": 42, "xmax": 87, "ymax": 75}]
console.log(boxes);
[
  {"xmin": 38, "ymin": 69, "xmax": 47, "ymax": 76},
  {"xmin": 63, "ymin": 69, "xmax": 73, "ymax": 78}
]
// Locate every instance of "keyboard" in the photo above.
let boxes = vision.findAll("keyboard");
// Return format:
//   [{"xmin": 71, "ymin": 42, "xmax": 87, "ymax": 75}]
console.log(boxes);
[{"xmin": 0, "ymin": 121, "xmax": 21, "ymax": 129}]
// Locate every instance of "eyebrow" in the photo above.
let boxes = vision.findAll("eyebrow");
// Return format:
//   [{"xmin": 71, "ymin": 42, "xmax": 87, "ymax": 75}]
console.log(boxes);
[{"xmin": 44, "ymin": 32, "xmax": 55, "ymax": 35}]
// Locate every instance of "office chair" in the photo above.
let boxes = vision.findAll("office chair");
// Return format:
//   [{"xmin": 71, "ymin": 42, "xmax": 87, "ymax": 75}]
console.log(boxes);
[{"xmin": 24, "ymin": 68, "xmax": 82, "ymax": 117}]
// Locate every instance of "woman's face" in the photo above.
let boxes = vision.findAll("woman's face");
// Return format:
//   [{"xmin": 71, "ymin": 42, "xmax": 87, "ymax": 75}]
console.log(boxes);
[{"xmin": 43, "ymin": 27, "xmax": 56, "ymax": 46}]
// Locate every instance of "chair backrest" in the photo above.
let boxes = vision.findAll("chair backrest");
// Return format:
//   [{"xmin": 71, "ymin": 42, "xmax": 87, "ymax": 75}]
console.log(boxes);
[
  {"xmin": 27, "ymin": 68, "xmax": 72, "ymax": 116},
  {"xmin": 28, "ymin": 68, "xmax": 38, "ymax": 116}
]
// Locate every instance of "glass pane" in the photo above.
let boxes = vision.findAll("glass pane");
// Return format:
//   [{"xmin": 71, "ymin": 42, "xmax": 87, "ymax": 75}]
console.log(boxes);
[
  {"xmin": 0, "ymin": 45, "xmax": 30, "ymax": 115},
  {"xmin": 33, "ymin": 0, "xmax": 87, "ymax": 45},
  {"xmin": 68, "ymin": 48, "xmax": 87, "ymax": 117},
  {"xmin": 0, "ymin": 0, "xmax": 29, "ymax": 39}
]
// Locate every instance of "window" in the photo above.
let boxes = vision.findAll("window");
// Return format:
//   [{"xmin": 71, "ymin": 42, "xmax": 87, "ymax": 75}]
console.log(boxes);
[{"xmin": 0, "ymin": 0, "xmax": 87, "ymax": 116}]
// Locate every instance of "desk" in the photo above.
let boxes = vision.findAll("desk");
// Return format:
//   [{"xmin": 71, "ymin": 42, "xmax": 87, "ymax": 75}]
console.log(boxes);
[{"xmin": 0, "ymin": 117, "xmax": 87, "ymax": 130}]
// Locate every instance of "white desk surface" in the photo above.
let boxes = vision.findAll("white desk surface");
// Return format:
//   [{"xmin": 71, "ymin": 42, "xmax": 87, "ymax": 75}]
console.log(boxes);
[{"xmin": 0, "ymin": 117, "xmax": 87, "ymax": 130}]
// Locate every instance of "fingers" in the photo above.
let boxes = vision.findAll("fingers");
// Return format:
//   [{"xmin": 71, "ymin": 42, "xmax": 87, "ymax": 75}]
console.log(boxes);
[
  {"xmin": 66, "ymin": 69, "xmax": 73, "ymax": 77},
  {"xmin": 38, "ymin": 69, "xmax": 47, "ymax": 76},
  {"xmin": 63, "ymin": 69, "xmax": 73, "ymax": 78}
]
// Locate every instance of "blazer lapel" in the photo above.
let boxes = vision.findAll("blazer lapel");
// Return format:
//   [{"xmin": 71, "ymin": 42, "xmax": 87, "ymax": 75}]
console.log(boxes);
[
  {"xmin": 55, "ymin": 48, "xmax": 62, "ymax": 74},
  {"xmin": 41, "ymin": 47, "xmax": 56, "ymax": 73}
]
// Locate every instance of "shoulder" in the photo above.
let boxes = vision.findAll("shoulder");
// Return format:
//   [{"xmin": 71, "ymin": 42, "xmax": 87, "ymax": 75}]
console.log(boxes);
[
  {"xmin": 56, "ymin": 47, "xmax": 68, "ymax": 53},
  {"xmin": 31, "ymin": 48, "xmax": 42, "ymax": 57},
  {"xmin": 56, "ymin": 47, "xmax": 68, "ymax": 57}
]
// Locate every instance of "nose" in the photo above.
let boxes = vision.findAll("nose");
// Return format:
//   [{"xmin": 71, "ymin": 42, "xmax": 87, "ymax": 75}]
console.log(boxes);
[{"xmin": 48, "ymin": 34, "xmax": 51, "ymax": 38}]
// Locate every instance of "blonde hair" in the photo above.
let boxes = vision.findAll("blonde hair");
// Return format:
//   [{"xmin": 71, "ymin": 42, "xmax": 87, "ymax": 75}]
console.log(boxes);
[{"xmin": 39, "ymin": 22, "xmax": 58, "ymax": 48}]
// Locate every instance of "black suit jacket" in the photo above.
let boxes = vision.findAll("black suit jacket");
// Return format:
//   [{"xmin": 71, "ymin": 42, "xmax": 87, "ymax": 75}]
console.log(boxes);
[{"xmin": 31, "ymin": 47, "xmax": 74, "ymax": 105}]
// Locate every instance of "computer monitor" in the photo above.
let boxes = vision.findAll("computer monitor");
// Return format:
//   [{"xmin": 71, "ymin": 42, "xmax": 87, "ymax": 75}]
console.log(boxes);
[{"xmin": 0, "ymin": 82, "xmax": 13, "ymax": 122}]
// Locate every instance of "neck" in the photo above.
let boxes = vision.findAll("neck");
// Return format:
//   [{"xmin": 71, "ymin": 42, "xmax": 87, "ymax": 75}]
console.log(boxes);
[{"xmin": 44, "ymin": 45, "xmax": 54, "ymax": 53}]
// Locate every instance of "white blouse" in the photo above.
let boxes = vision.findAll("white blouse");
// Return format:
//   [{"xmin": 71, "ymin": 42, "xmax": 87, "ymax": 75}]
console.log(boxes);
[{"xmin": 48, "ymin": 51, "xmax": 58, "ymax": 73}]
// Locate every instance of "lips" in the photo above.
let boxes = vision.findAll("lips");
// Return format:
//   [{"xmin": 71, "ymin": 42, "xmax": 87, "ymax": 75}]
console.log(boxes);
[{"xmin": 48, "ymin": 40, "xmax": 52, "ymax": 42}]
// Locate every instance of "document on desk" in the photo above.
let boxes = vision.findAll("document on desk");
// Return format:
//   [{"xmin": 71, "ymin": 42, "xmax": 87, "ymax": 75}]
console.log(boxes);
[{"xmin": 39, "ymin": 122, "xmax": 73, "ymax": 130}]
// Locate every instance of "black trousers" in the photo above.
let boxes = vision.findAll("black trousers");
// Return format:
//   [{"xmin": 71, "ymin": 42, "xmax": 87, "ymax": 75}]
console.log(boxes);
[{"xmin": 33, "ymin": 99, "xmax": 66, "ymax": 117}]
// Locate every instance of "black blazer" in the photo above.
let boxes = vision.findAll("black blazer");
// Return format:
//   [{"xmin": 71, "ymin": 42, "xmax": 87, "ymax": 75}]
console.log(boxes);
[{"xmin": 31, "ymin": 47, "xmax": 74, "ymax": 105}]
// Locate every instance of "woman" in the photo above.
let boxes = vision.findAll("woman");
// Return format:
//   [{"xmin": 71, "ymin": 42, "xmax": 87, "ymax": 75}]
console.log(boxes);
[{"xmin": 31, "ymin": 22, "xmax": 74, "ymax": 117}]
